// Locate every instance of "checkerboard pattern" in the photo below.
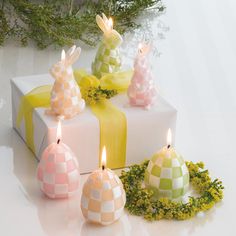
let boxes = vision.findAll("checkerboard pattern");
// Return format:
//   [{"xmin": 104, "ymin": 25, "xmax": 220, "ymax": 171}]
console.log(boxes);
[
  {"xmin": 49, "ymin": 45, "xmax": 85, "ymax": 119},
  {"xmin": 145, "ymin": 149, "xmax": 189, "ymax": 200},
  {"xmin": 128, "ymin": 57, "xmax": 157, "ymax": 108},
  {"xmin": 81, "ymin": 169, "xmax": 126, "ymax": 225},
  {"xmin": 50, "ymin": 74, "xmax": 85, "ymax": 119},
  {"xmin": 50, "ymin": 68, "xmax": 85, "ymax": 119},
  {"xmin": 37, "ymin": 142, "xmax": 80, "ymax": 199},
  {"xmin": 92, "ymin": 43, "xmax": 122, "ymax": 78}
]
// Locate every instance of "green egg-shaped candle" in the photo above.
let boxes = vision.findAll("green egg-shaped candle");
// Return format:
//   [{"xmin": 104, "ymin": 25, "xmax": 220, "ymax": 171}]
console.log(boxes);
[{"xmin": 145, "ymin": 130, "xmax": 189, "ymax": 200}]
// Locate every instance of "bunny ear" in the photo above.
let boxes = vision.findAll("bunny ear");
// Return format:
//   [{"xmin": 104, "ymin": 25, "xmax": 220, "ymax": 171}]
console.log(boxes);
[
  {"xmin": 66, "ymin": 45, "xmax": 76, "ymax": 58},
  {"xmin": 96, "ymin": 15, "xmax": 107, "ymax": 33},
  {"xmin": 112, "ymin": 30, "xmax": 123, "ymax": 44},
  {"xmin": 68, "ymin": 47, "xmax": 81, "ymax": 65},
  {"xmin": 102, "ymin": 13, "xmax": 108, "ymax": 22},
  {"xmin": 145, "ymin": 43, "xmax": 152, "ymax": 54},
  {"xmin": 139, "ymin": 43, "xmax": 152, "ymax": 55}
]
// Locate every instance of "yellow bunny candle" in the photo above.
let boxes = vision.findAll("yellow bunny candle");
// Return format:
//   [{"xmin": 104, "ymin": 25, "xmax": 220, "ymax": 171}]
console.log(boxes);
[
  {"xmin": 49, "ymin": 45, "xmax": 85, "ymax": 119},
  {"xmin": 92, "ymin": 13, "xmax": 123, "ymax": 78}
]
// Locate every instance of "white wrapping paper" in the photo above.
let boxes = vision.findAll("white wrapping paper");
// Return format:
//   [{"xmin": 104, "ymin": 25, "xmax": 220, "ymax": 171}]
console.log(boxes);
[{"xmin": 11, "ymin": 74, "xmax": 177, "ymax": 173}]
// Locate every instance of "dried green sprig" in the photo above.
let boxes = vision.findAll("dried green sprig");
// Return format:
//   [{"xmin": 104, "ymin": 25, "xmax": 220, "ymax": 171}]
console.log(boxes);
[
  {"xmin": 0, "ymin": 7, "xmax": 9, "ymax": 45},
  {"xmin": 120, "ymin": 160, "xmax": 224, "ymax": 221},
  {"xmin": 81, "ymin": 86, "xmax": 117, "ymax": 105},
  {"xmin": 0, "ymin": 0, "xmax": 164, "ymax": 48}
]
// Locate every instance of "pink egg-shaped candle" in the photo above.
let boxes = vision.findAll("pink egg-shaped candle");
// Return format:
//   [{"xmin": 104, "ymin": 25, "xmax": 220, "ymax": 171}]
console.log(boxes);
[
  {"xmin": 81, "ymin": 147, "xmax": 126, "ymax": 225},
  {"xmin": 37, "ymin": 120, "xmax": 80, "ymax": 199}
]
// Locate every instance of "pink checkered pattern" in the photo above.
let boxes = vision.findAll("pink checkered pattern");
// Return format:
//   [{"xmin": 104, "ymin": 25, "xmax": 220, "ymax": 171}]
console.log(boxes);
[
  {"xmin": 128, "ymin": 52, "xmax": 157, "ymax": 109},
  {"xmin": 81, "ymin": 169, "xmax": 126, "ymax": 225},
  {"xmin": 37, "ymin": 142, "xmax": 80, "ymax": 199},
  {"xmin": 128, "ymin": 87, "xmax": 157, "ymax": 108}
]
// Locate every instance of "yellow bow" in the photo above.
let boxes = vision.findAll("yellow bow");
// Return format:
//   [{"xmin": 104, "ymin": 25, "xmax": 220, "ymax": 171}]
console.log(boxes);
[{"xmin": 74, "ymin": 69, "xmax": 133, "ymax": 92}]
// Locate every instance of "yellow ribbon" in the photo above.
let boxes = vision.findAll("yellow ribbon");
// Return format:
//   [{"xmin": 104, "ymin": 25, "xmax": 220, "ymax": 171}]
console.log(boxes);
[
  {"xmin": 90, "ymin": 101, "xmax": 127, "ymax": 169},
  {"xmin": 16, "ymin": 85, "xmax": 52, "ymax": 153},
  {"xmin": 74, "ymin": 69, "xmax": 132, "ymax": 168},
  {"xmin": 16, "ymin": 70, "xmax": 133, "ymax": 168}
]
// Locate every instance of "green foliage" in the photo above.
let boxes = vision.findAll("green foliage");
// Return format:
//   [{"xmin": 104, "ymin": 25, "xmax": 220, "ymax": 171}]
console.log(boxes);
[
  {"xmin": 0, "ymin": 0, "xmax": 164, "ymax": 49},
  {"xmin": 81, "ymin": 86, "xmax": 117, "ymax": 105},
  {"xmin": 120, "ymin": 160, "xmax": 224, "ymax": 220},
  {"xmin": 0, "ymin": 7, "xmax": 9, "ymax": 45}
]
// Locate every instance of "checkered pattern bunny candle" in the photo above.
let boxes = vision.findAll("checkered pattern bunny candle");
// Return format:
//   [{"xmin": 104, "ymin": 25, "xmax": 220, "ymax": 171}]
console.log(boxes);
[
  {"xmin": 37, "ymin": 120, "xmax": 80, "ymax": 199},
  {"xmin": 145, "ymin": 129, "xmax": 189, "ymax": 201},
  {"xmin": 49, "ymin": 45, "xmax": 85, "ymax": 119},
  {"xmin": 128, "ymin": 43, "xmax": 157, "ymax": 109},
  {"xmin": 92, "ymin": 13, "xmax": 123, "ymax": 78},
  {"xmin": 81, "ymin": 147, "xmax": 126, "ymax": 225}
]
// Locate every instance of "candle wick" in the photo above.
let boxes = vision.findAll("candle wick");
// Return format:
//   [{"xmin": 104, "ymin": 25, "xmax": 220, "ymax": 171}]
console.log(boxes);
[
  {"xmin": 57, "ymin": 139, "xmax": 60, "ymax": 144},
  {"xmin": 102, "ymin": 165, "xmax": 105, "ymax": 170},
  {"xmin": 167, "ymin": 144, "xmax": 171, "ymax": 149}
]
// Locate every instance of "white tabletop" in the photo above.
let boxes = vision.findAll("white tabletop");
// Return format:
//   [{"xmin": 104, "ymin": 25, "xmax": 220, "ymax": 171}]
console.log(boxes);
[{"xmin": 0, "ymin": 0, "xmax": 235, "ymax": 235}]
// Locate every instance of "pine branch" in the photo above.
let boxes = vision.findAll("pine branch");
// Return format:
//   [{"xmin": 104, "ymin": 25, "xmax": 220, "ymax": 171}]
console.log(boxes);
[{"xmin": 0, "ymin": 0, "xmax": 164, "ymax": 49}]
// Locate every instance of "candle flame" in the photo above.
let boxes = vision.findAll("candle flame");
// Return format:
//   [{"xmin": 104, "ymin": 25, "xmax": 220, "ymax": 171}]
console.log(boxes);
[
  {"xmin": 101, "ymin": 146, "xmax": 106, "ymax": 169},
  {"xmin": 167, "ymin": 128, "xmax": 172, "ymax": 147},
  {"xmin": 138, "ymin": 43, "xmax": 143, "ymax": 54},
  {"xmin": 61, "ymin": 49, "xmax": 66, "ymax": 61},
  {"xmin": 108, "ymin": 18, "xmax": 113, "ymax": 30},
  {"xmin": 57, "ymin": 120, "xmax": 62, "ymax": 142}
]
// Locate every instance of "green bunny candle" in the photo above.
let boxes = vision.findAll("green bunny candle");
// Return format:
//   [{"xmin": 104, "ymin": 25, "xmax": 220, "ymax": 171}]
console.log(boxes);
[
  {"xmin": 92, "ymin": 13, "xmax": 123, "ymax": 78},
  {"xmin": 145, "ymin": 129, "xmax": 189, "ymax": 200}
]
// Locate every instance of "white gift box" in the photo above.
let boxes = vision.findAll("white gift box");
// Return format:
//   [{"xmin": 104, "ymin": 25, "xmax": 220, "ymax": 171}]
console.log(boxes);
[{"xmin": 11, "ymin": 74, "xmax": 177, "ymax": 174}]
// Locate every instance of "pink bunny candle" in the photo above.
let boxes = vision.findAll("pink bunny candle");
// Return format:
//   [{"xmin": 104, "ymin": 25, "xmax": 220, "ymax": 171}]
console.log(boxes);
[
  {"xmin": 128, "ymin": 43, "xmax": 157, "ymax": 109},
  {"xmin": 49, "ymin": 45, "xmax": 85, "ymax": 119}
]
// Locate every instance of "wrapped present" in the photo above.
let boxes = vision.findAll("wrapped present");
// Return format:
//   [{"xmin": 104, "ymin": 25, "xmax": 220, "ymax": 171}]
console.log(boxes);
[{"xmin": 11, "ymin": 73, "xmax": 177, "ymax": 174}]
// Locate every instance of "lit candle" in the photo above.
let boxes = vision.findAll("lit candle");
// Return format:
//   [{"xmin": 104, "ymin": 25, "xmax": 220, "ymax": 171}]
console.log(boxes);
[
  {"xmin": 48, "ymin": 45, "xmax": 85, "ymax": 119},
  {"xmin": 107, "ymin": 17, "xmax": 113, "ymax": 32},
  {"xmin": 37, "ymin": 119, "xmax": 80, "ymax": 199},
  {"xmin": 81, "ymin": 146, "xmax": 126, "ymax": 225},
  {"xmin": 128, "ymin": 42, "xmax": 157, "ymax": 109},
  {"xmin": 92, "ymin": 13, "xmax": 123, "ymax": 78},
  {"xmin": 144, "ymin": 129, "xmax": 189, "ymax": 200}
]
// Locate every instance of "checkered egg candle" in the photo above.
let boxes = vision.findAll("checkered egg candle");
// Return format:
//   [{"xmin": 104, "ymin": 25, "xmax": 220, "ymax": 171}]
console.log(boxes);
[
  {"xmin": 145, "ymin": 129, "xmax": 189, "ymax": 200},
  {"xmin": 81, "ymin": 147, "xmax": 126, "ymax": 225},
  {"xmin": 37, "ymin": 120, "xmax": 80, "ymax": 199}
]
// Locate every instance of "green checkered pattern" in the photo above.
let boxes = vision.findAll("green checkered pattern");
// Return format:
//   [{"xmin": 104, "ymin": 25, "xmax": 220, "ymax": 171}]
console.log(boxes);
[
  {"xmin": 92, "ymin": 42, "xmax": 121, "ymax": 78},
  {"xmin": 145, "ymin": 150, "xmax": 189, "ymax": 200}
]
